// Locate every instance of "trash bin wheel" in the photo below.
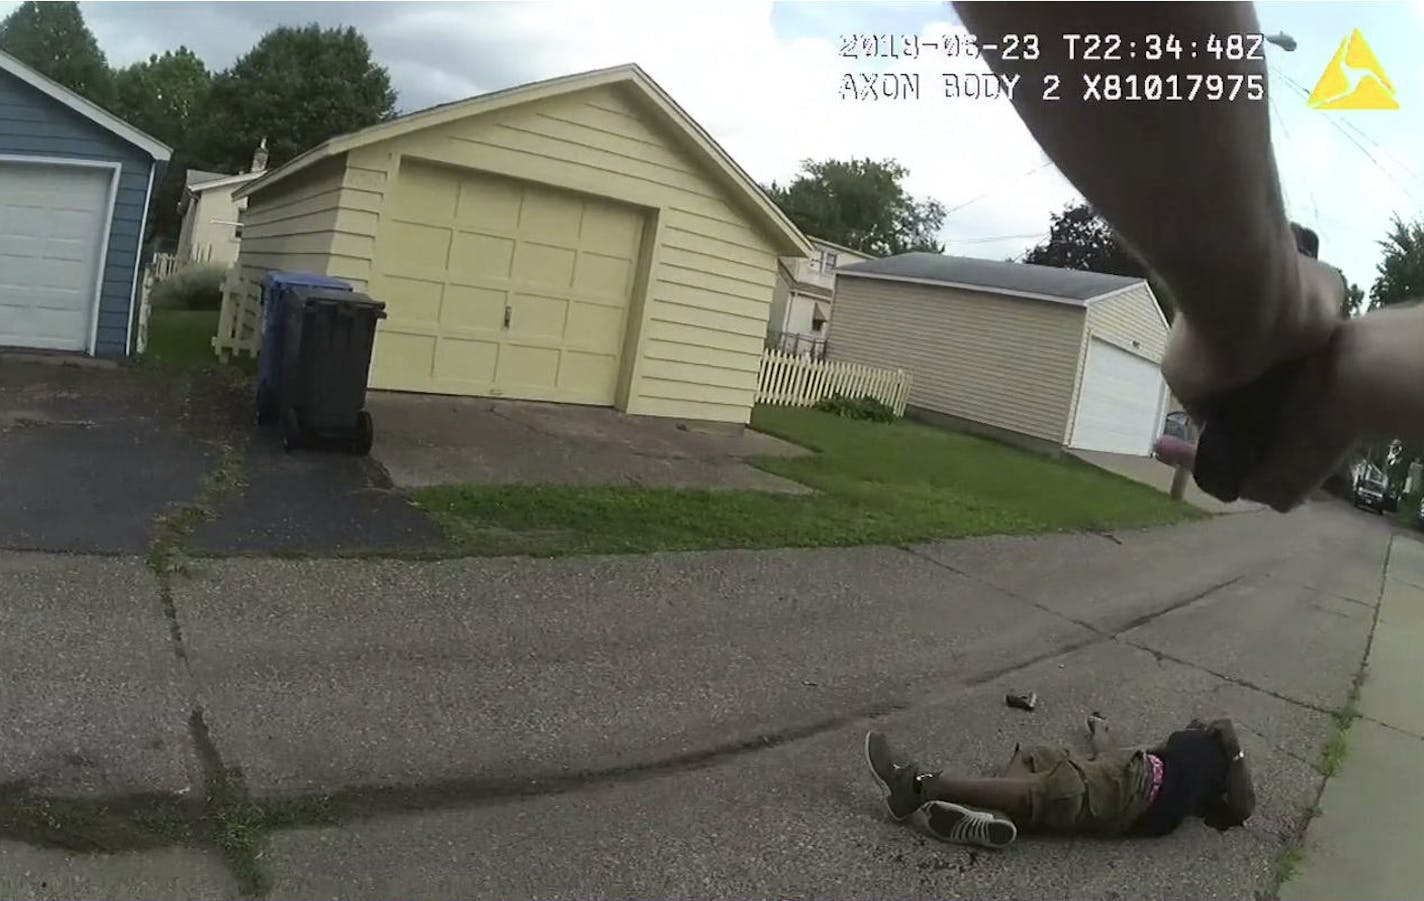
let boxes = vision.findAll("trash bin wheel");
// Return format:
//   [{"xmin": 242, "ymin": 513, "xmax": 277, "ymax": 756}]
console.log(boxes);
[
  {"xmin": 280, "ymin": 407, "xmax": 303, "ymax": 453},
  {"xmin": 349, "ymin": 410, "xmax": 374, "ymax": 456}
]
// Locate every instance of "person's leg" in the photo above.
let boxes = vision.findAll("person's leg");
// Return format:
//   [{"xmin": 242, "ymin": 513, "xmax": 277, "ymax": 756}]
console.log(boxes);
[
  {"xmin": 919, "ymin": 774, "xmax": 1035, "ymax": 824},
  {"xmin": 864, "ymin": 732, "xmax": 1019, "ymax": 849}
]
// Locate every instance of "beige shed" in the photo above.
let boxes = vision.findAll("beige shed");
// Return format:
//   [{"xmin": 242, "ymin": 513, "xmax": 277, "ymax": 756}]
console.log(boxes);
[
  {"xmin": 829, "ymin": 253, "xmax": 1171, "ymax": 455},
  {"xmin": 230, "ymin": 64, "xmax": 811, "ymax": 423}
]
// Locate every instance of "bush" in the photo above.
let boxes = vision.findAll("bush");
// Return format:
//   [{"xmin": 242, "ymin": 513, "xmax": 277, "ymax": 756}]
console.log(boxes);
[
  {"xmin": 813, "ymin": 393, "xmax": 897, "ymax": 423},
  {"xmin": 150, "ymin": 263, "xmax": 229, "ymax": 311}
]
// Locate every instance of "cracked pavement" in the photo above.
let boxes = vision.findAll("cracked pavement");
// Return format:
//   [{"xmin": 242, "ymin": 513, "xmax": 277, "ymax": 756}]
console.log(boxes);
[{"xmin": 0, "ymin": 482, "xmax": 1392, "ymax": 900}]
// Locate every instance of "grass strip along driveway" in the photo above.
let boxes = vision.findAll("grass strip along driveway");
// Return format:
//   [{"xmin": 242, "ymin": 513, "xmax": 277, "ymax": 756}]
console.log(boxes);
[{"xmin": 414, "ymin": 406, "xmax": 1202, "ymax": 557}]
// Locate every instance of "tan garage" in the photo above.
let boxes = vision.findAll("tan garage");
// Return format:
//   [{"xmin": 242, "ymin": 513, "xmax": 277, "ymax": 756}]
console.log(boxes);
[
  {"xmin": 230, "ymin": 64, "xmax": 811, "ymax": 423},
  {"xmin": 829, "ymin": 253, "xmax": 1171, "ymax": 455}
]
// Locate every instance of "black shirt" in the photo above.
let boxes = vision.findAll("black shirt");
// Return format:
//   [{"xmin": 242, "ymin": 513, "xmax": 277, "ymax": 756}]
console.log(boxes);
[{"xmin": 1133, "ymin": 728, "xmax": 1230, "ymax": 837}]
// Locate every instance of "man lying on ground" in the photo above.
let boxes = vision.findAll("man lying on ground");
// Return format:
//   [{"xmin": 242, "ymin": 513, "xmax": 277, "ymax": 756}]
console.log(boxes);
[{"xmin": 864, "ymin": 714, "xmax": 1255, "ymax": 848}]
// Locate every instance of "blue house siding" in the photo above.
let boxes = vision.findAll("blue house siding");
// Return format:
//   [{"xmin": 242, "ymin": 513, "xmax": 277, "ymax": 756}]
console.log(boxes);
[{"xmin": 0, "ymin": 69, "xmax": 155, "ymax": 357}]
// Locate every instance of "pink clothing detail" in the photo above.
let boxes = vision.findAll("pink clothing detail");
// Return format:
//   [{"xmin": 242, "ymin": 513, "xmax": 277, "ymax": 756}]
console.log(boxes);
[{"xmin": 1146, "ymin": 753, "xmax": 1165, "ymax": 805}]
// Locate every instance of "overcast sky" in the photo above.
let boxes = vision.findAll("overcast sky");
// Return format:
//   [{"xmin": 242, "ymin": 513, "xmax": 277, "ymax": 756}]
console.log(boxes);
[{"xmin": 9, "ymin": 1, "xmax": 1421, "ymax": 291}]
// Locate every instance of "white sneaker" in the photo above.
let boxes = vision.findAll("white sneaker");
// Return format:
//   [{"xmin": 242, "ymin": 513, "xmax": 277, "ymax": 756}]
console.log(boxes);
[{"xmin": 919, "ymin": 800, "xmax": 1017, "ymax": 849}]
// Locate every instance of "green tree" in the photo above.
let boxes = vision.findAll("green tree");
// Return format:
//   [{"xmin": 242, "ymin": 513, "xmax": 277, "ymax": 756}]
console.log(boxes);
[
  {"xmin": 765, "ymin": 158, "xmax": 946, "ymax": 256},
  {"xmin": 111, "ymin": 47, "xmax": 211, "ymax": 148},
  {"xmin": 0, "ymin": 1, "xmax": 111, "ymax": 104},
  {"xmin": 196, "ymin": 24, "xmax": 397, "ymax": 174},
  {"xmin": 1342, "ymin": 281, "xmax": 1366, "ymax": 318},
  {"xmin": 1370, "ymin": 216, "xmax": 1424, "ymax": 310},
  {"xmin": 111, "ymin": 48, "xmax": 215, "ymax": 247},
  {"xmin": 1022, "ymin": 201, "xmax": 1175, "ymax": 322}
]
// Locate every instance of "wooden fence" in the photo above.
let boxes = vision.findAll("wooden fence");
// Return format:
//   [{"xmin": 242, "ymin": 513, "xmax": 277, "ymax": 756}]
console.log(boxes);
[
  {"xmin": 133, "ymin": 246, "xmax": 228, "ymax": 356},
  {"xmin": 211, "ymin": 270, "xmax": 262, "ymax": 361},
  {"xmin": 756, "ymin": 349, "xmax": 911, "ymax": 416}
]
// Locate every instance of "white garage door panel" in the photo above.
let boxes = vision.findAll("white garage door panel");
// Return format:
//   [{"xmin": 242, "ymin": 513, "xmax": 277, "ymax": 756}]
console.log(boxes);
[
  {"xmin": 0, "ymin": 162, "xmax": 112, "ymax": 352},
  {"xmin": 1071, "ymin": 338, "xmax": 1164, "ymax": 455}
]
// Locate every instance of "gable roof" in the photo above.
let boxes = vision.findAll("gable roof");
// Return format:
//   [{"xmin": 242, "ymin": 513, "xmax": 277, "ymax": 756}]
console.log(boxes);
[
  {"xmin": 187, "ymin": 169, "xmax": 265, "ymax": 193},
  {"xmin": 837, "ymin": 252, "xmax": 1145, "ymax": 306},
  {"xmin": 234, "ymin": 63, "xmax": 812, "ymax": 257},
  {"xmin": 185, "ymin": 168, "xmax": 230, "ymax": 188},
  {"xmin": 0, "ymin": 49, "xmax": 170, "ymax": 161},
  {"xmin": 807, "ymin": 236, "xmax": 878, "ymax": 260}
]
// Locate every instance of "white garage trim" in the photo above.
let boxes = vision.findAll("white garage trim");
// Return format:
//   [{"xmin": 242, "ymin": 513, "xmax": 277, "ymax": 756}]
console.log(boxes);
[
  {"xmin": 124, "ymin": 162, "xmax": 156, "ymax": 355},
  {"xmin": 0, "ymin": 155, "xmax": 121, "ymax": 356},
  {"xmin": 1069, "ymin": 336, "xmax": 1166, "ymax": 456}
]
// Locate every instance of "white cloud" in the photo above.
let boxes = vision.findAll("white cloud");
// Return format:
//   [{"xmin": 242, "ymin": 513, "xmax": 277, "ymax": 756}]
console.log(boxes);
[
  {"xmin": 7, "ymin": 0, "xmax": 1416, "ymax": 286},
  {"xmin": 399, "ymin": 2, "xmax": 1078, "ymax": 259}
]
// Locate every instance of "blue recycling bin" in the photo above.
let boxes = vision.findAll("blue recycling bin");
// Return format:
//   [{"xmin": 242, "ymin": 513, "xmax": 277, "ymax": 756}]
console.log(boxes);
[{"xmin": 255, "ymin": 272, "xmax": 353, "ymax": 425}]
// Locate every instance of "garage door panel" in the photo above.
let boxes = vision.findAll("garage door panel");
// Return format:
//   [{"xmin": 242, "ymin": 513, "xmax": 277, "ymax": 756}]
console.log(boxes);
[
  {"xmin": 373, "ymin": 331, "xmax": 437, "ymax": 383},
  {"xmin": 386, "ymin": 220, "xmax": 452, "ymax": 271},
  {"xmin": 511, "ymin": 242, "xmax": 576, "ymax": 288},
  {"xmin": 509, "ymin": 293, "xmax": 569, "ymax": 340},
  {"xmin": 382, "ymin": 275, "xmax": 444, "ymax": 325},
  {"xmin": 1070, "ymin": 338, "xmax": 1163, "ymax": 456},
  {"xmin": 441, "ymin": 284, "xmax": 506, "ymax": 331},
  {"xmin": 499, "ymin": 344, "xmax": 561, "ymax": 390},
  {"xmin": 581, "ymin": 202, "xmax": 643, "ymax": 253},
  {"xmin": 568, "ymin": 303, "xmax": 625, "ymax": 349},
  {"xmin": 392, "ymin": 164, "xmax": 460, "ymax": 220},
  {"xmin": 575, "ymin": 252, "xmax": 636, "ymax": 299},
  {"xmin": 455, "ymin": 177, "xmax": 522, "ymax": 229},
  {"xmin": 450, "ymin": 233, "xmax": 514, "ymax": 280},
  {"xmin": 519, "ymin": 187, "xmax": 584, "ymax": 242},
  {"xmin": 561, "ymin": 350, "xmax": 618, "ymax": 394},
  {"xmin": 432, "ymin": 337, "xmax": 498, "ymax": 383}
]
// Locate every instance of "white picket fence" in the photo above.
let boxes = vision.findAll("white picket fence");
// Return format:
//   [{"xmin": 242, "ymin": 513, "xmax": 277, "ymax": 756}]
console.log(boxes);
[
  {"xmin": 756, "ymin": 349, "xmax": 911, "ymax": 416},
  {"xmin": 211, "ymin": 268, "xmax": 262, "ymax": 361}
]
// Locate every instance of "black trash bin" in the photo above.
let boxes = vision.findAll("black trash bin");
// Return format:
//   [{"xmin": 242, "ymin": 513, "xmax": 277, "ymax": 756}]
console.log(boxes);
[
  {"xmin": 277, "ymin": 286, "xmax": 387, "ymax": 455},
  {"xmin": 255, "ymin": 272, "xmax": 353, "ymax": 425}
]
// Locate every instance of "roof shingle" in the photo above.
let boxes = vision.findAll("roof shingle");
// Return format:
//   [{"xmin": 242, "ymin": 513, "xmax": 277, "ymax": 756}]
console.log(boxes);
[{"xmin": 837, "ymin": 252, "xmax": 1142, "ymax": 303}]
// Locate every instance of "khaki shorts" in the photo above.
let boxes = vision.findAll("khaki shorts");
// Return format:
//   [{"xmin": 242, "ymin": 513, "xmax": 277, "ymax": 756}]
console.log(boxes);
[{"xmin": 1006, "ymin": 744, "xmax": 1155, "ymax": 835}]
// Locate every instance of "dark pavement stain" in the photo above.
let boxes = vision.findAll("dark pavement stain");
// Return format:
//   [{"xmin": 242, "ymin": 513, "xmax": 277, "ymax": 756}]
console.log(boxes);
[{"xmin": 0, "ymin": 360, "xmax": 444, "ymax": 557}]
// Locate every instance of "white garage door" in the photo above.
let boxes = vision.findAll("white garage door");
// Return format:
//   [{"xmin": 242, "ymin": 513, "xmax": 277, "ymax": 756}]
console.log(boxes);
[
  {"xmin": 0, "ymin": 161, "xmax": 113, "ymax": 352},
  {"xmin": 1070, "ymin": 337, "xmax": 1165, "ymax": 455}
]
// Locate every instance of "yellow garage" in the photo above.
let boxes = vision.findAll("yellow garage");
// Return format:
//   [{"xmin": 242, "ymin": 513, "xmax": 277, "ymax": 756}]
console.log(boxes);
[{"xmin": 229, "ymin": 64, "xmax": 811, "ymax": 423}]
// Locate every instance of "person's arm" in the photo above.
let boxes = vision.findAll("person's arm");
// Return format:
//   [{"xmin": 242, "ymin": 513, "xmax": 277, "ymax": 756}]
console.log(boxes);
[
  {"xmin": 1202, "ymin": 718, "xmax": 1256, "ymax": 829},
  {"xmin": 952, "ymin": 2, "xmax": 1324, "ymax": 388}
]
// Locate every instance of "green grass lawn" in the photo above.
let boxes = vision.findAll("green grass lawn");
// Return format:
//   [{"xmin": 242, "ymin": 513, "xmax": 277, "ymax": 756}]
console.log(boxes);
[
  {"xmin": 413, "ymin": 406, "xmax": 1204, "ymax": 557},
  {"xmin": 141, "ymin": 309, "xmax": 256, "ymax": 376}
]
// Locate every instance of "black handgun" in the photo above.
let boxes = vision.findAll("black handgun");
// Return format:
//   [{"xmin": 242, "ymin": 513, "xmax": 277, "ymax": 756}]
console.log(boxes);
[{"xmin": 1190, "ymin": 224, "xmax": 1321, "ymax": 502}]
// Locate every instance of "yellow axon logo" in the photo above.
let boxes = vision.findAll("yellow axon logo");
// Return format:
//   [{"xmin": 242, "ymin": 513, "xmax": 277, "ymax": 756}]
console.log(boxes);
[{"xmin": 1308, "ymin": 29, "xmax": 1398, "ymax": 110}]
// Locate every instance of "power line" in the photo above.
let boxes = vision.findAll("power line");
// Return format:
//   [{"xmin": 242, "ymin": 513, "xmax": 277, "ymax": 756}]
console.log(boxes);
[
  {"xmin": 1269, "ymin": 66, "xmax": 1421, "ymax": 207},
  {"xmin": 1271, "ymin": 67, "xmax": 1423, "ymax": 186},
  {"xmin": 941, "ymin": 159, "xmax": 1056, "ymax": 217},
  {"xmin": 943, "ymin": 231, "xmax": 1048, "ymax": 245}
]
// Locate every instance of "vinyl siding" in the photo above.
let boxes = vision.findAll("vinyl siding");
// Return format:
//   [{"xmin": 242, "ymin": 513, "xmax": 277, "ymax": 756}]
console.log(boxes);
[
  {"xmin": 1064, "ymin": 283, "xmax": 1170, "ymax": 443},
  {"xmin": 828, "ymin": 276, "xmax": 1086, "ymax": 443},
  {"xmin": 179, "ymin": 184, "xmax": 249, "ymax": 267},
  {"xmin": 234, "ymin": 155, "xmax": 350, "ymax": 311},
  {"xmin": 0, "ymin": 69, "xmax": 156, "ymax": 357},
  {"xmin": 324, "ymin": 83, "xmax": 782, "ymax": 423}
]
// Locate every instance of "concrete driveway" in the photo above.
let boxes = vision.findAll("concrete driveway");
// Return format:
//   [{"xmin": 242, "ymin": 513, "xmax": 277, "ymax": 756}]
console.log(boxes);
[
  {"xmin": 365, "ymin": 391, "xmax": 812, "ymax": 493},
  {"xmin": 0, "ymin": 498, "xmax": 1390, "ymax": 900},
  {"xmin": 1070, "ymin": 449, "xmax": 1266, "ymax": 513}
]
